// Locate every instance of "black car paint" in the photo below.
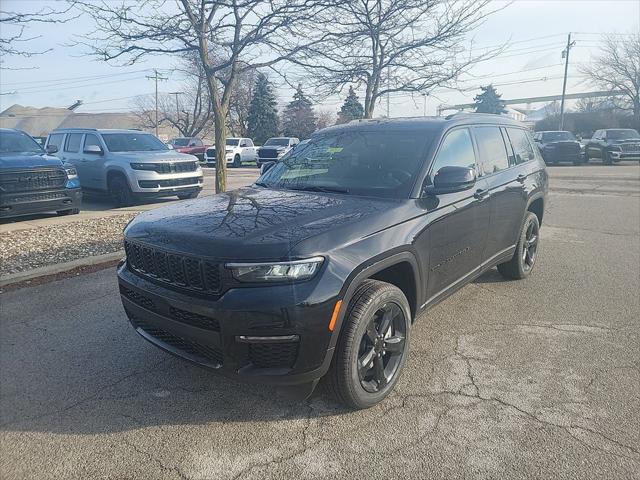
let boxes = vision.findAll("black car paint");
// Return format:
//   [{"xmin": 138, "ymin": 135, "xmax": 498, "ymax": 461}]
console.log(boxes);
[
  {"xmin": 118, "ymin": 115, "xmax": 547, "ymax": 388},
  {"xmin": 533, "ymin": 131, "xmax": 581, "ymax": 164},
  {"xmin": 585, "ymin": 129, "xmax": 640, "ymax": 162},
  {"xmin": 0, "ymin": 129, "xmax": 82, "ymax": 218}
]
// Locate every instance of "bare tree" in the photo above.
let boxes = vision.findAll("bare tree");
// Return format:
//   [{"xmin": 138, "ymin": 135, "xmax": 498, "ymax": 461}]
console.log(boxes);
[
  {"xmin": 228, "ymin": 68, "xmax": 257, "ymax": 137},
  {"xmin": 0, "ymin": 4, "xmax": 75, "ymax": 68},
  {"xmin": 298, "ymin": 0, "xmax": 500, "ymax": 118},
  {"xmin": 73, "ymin": 0, "xmax": 326, "ymax": 193},
  {"xmin": 580, "ymin": 34, "xmax": 640, "ymax": 128},
  {"xmin": 315, "ymin": 109, "xmax": 335, "ymax": 130}
]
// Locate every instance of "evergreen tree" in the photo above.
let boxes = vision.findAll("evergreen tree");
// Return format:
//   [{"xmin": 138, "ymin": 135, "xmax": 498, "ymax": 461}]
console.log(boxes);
[
  {"xmin": 473, "ymin": 84, "xmax": 507, "ymax": 114},
  {"xmin": 281, "ymin": 84, "xmax": 317, "ymax": 139},
  {"xmin": 247, "ymin": 73, "xmax": 279, "ymax": 144},
  {"xmin": 337, "ymin": 86, "xmax": 364, "ymax": 124}
]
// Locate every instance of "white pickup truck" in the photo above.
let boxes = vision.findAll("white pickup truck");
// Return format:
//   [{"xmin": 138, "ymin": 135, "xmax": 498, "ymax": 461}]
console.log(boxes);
[{"xmin": 204, "ymin": 138, "xmax": 258, "ymax": 168}]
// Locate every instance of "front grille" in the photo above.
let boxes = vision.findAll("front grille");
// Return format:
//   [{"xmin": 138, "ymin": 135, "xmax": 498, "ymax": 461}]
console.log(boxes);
[
  {"xmin": 124, "ymin": 240, "xmax": 222, "ymax": 295},
  {"xmin": 249, "ymin": 343, "xmax": 298, "ymax": 369},
  {"xmin": 258, "ymin": 148, "xmax": 279, "ymax": 159},
  {"xmin": 0, "ymin": 168, "xmax": 67, "ymax": 193},
  {"xmin": 138, "ymin": 176, "xmax": 202, "ymax": 189},
  {"xmin": 153, "ymin": 162, "xmax": 198, "ymax": 174},
  {"xmin": 120, "ymin": 285, "xmax": 221, "ymax": 331},
  {"xmin": 130, "ymin": 314, "xmax": 223, "ymax": 366},
  {"xmin": 555, "ymin": 144, "xmax": 579, "ymax": 153},
  {"xmin": 1, "ymin": 191, "xmax": 67, "ymax": 204},
  {"xmin": 205, "ymin": 148, "xmax": 216, "ymax": 157},
  {"xmin": 620, "ymin": 143, "xmax": 640, "ymax": 152}
]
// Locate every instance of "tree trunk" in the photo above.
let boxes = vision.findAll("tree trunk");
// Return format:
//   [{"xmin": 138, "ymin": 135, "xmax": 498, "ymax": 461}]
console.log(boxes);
[{"xmin": 213, "ymin": 107, "xmax": 228, "ymax": 193}]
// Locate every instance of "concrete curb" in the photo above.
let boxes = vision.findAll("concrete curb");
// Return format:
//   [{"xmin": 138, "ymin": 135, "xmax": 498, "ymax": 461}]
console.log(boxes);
[{"xmin": 0, "ymin": 250, "xmax": 125, "ymax": 287}]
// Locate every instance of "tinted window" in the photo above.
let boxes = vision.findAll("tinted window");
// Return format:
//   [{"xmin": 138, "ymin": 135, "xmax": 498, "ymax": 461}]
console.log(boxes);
[
  {"xmin": 172, "ymin": 138, "xmax": 190, "ymax": 146},
  {"xmin": 0, "ymin": 130, "xmax": 43, "ymax": 155},
  {"xmin": 101, "ymin": 133, "xmax": 167, "ymax": 152},
  {"xmin": 541, "ymin": 131, "xmax": 576, "ymax": 142},
  {"xmin": 475, "ymin": 126, "xmax": 509, "ymax": 175},
  {"xmin": 606, "ymin": 129, "xmax": 640, "ymax": 140},
  {"xmin": 265, "ymin": 138, "xmax": 291, "ymax": 146},
  {"xmin": 430, "ymin": 128, "xmax": 476, "ymax": 177},
  {"xmin": 84, "ymin": 134, "xmax": 102, "ymax": 151},
  {"xmin": 64, "ymin": 133, "xmax": 83, "ymax": 153},
  {"xmin": 259, "ymin": 130, "xmax": 434, "ymax": 198},
  {"xmin": 47, "ymin": 133, "xmax": 64, "ymax": 150},
  {"xmin": 506, "ymin": 128, "xmax": 535, "ymax": 164},
  {"xmin": 226, "ymin": 139, "xmax": 239, "ymax": 146}
]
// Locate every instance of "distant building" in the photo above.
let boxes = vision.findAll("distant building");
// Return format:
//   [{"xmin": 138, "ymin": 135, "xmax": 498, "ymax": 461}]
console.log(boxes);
[{"xmin": 0, "ymin": 104, "xmax": 180, "ymax": 140}]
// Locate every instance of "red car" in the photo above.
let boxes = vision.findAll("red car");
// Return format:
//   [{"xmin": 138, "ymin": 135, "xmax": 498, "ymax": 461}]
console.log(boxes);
[{"xmin": 169, "ymin": 137, "xmax": 209, "ymax": 162}]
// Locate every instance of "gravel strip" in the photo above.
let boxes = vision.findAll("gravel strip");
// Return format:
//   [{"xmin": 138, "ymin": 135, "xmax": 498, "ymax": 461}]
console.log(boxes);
[{"xmin": 0, "ymin": 213, "xmax": 136, "ymax": 276}]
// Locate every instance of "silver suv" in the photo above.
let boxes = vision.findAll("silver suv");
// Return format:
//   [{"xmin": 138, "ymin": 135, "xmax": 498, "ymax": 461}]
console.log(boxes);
[{"xmin": 45, "ymin": 129, "xmax": 204, "ymax": 206}]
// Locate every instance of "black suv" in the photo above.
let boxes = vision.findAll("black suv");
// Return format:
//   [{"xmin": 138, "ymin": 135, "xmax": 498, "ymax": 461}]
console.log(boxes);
[
  {"xmin": 532, "ymin": 130, "xmax": 582, "ymax": 165},
  {"xmin": 118, "ymin": 114, "xmax": 547, "ymax": 408},
  {"xmin": 585, "ymin": 128, "xmax": 640, "ymax": 164},
  {"xmin": 0, "ymin": 128, "xmax": 82, "ymax": 219}
]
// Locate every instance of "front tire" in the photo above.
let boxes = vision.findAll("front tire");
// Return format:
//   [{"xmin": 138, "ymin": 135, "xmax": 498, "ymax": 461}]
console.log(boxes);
[
  {"xmin": 233, "ymin": 154, "xmax": 241, "ymax": 168},
  {"xmin": 108, "ymin": 175, "xmax": 134, "ymax": 207},
  {"xmin": 327, "ymin": 280, "xmax": 411, "ymax": 409},
  {"xmin": 497, "ymin": 211, "xmax": 540, "ymax": 280},
  {"xmin": 57, "ymin": 208, "xmax": 80, "ymax": 216},
  {"xmin": 602, "ymin": 149, "xmax": 613, "ymax": 165},
  {"xmin": 177, "ymin": 191, "xmax": 200, "ymax": 200}
]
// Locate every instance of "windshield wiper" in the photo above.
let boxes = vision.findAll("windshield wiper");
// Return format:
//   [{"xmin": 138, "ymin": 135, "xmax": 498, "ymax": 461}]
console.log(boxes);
[
  {"xmin": 254, "ymin": 181, "xmax": 270, "ymax": 188},
  {"xmin": 286, "ymin": 185, "xmax": 350, "ymax": 194}
]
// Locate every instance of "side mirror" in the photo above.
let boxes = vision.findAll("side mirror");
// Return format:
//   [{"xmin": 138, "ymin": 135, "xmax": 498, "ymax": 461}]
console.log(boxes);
[
  {"xmin": 166, "ymin": 144, "xmax": 174, "ymax": 150},
  {"xmin": 426, "ymin": 166, "xmax": 476, "ymax": 195},
  {"xmin": 84, "ymin": 145, "xmax": 103, "ymax": 155},
  {"xmin": 189, "ymin": 142, "xmax": 196, "ymax": 147},
  {"xmin": 45, "ymin": 145, "xmax": 58, "ymax": 154},
  {"xmin": 260, "ymin": 161, "xmax": 275, "ymax": 175}
]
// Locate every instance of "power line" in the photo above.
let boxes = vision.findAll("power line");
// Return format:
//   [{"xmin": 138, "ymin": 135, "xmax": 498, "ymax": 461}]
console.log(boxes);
[
  {"xmin": 0, "ymin": 69, "xmax": 154, "ymax": 87},
  {"xmin": 8, "ymin": 76, "xmax": 149, "ymax": 95}
]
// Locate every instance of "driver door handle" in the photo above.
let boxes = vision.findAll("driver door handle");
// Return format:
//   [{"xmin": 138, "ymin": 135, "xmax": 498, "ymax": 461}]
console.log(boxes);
[
  {"xmin": 474, "ymin": 188, "xmax": 490, "ymax": 201},
  {"xmin": 517, "ymin": 174, "xmax": 526, "ymax": 184}
]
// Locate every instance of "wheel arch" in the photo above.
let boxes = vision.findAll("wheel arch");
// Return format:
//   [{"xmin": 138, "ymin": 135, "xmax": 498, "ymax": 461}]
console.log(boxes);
[
  {"xmin": 106, "ymin": 167, "xmax": 132, "ymax": 189},
  {"xmin": 527, "ymin": 195, "xmax": 544, "ymax": 226}
]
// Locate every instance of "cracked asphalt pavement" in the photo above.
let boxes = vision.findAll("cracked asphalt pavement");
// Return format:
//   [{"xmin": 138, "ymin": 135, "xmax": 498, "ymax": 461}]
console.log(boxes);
[{"xmin": 1, "ymin": 163, "xmax": 639, "ymax": 479}]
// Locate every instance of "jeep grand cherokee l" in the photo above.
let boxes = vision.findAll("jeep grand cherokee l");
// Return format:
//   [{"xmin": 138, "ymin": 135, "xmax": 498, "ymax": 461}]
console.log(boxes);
[
  {"xmin": 0, "ymin": 128, "xmax": 81, "ymax": 218},
  {"xmin": 46, "ymin": 129, "xmax": 203, "ymax": 207},
  {"xmin": 118, "ymin": 114, "xmax": 547, "ymax": 409}
]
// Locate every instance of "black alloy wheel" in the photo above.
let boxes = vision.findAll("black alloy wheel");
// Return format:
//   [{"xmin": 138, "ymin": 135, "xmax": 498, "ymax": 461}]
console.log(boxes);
[
  {"xmin": 521, "ymin": 219, "xmax": 539, "ymax": 274},
  {"xmin": 357, "ymin": 302, "xmax": 407, "ymax": 393},
  {"xmin": 497, "ymin": 211, "xmax": 540, "ymax": 280}
]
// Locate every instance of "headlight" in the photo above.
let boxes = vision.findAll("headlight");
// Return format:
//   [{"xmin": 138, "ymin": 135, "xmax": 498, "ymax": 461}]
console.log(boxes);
[
  {"xmin": 130, "ymin": 162, "xmax": 157, "ymax": 170},
  {"xmin": 225, "ymin": 257, "xmax": 324, "ymax": 282}
]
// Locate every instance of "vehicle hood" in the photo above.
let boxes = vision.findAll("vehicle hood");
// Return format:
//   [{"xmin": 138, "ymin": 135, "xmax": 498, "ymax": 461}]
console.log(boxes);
[
  {"xmin": 609, "ymin": 138, "xmax": 640, "ymax": 145},
  {"xmin": 110, "ymin": 150, "xmax": 197, "ymax": 162},
  {"xmin": 0, "ymin": 153, "xmax": 63, "ymax": 170},
  {"xmin": 125, "ymin": 186, "xmax": 401, "ymax": 260},
  {"xmin": 543, "ymin": 140, "xmax": 580, "ymax": 146}
]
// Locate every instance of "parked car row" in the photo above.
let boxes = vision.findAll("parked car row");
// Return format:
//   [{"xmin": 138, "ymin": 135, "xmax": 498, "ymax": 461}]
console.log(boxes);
[{"xmin": 533, "ymin": 128, "xmax": 640, "ymax": 165}]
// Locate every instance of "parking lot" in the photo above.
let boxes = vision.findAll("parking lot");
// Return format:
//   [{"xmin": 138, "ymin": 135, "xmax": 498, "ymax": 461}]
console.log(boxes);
[{"xmin": 1, "ymin": 163, "xmax": 639, "ymax": 479}]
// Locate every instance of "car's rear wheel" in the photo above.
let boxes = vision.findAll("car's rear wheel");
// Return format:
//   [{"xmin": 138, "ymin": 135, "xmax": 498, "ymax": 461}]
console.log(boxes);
[
  {"xmin": 327, "ymin": 280, "xmax": 410, "ymax": 409},
  {"xmin": 57, "ymin": 208, "xmax": 80, "ymax": 216},
  {"xmin": 497, "ymin": 211, "xmax": 540, "ymax": 280},
  {"xmin": 233, "ymin": 154, "xmax": 241, "ymax": 168},
  {"xmin": 108, "ymin": 175, "xmax": 134, "ymax": 207}
]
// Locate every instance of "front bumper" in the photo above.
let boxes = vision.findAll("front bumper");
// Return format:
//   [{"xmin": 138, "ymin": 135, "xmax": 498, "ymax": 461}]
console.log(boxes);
[
  {"xmin": 117, "ymin": 264, "xmax": 337, "ymax": 385},
  {"xmin": 542, "ymin": 150, "xmax": 581, "ymax": 163},
  {"xmin": 130, "ymin": 169, "xmax": 204, "ymax": 194},
  {"xmin": 609, "ymin": 150, "xmax": 640, "ymax": 161},
  {"xmin": 0, "ymin": 188, "xmax": 82, "ymax": 218}
]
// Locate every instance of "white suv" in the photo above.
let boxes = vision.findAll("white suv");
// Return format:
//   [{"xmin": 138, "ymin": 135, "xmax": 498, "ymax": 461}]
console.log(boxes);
[{"xmin": 45, "ymin": 129, "xmax": 204, "ymax": 206}]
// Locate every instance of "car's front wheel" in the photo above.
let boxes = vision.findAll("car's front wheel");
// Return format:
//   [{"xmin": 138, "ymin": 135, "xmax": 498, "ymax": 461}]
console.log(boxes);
[
  {"xmin": 57, "ymin": 208, "xmax": 80, "ymax": 216},
  {"xmin": 497, "ymin": 211, "xmax": 540, "ymax": 280},
  {"xmin": 177, "ymin": 191, "xmax": 200, "ymax": 200},
  {"xmin": 328, "ymin": 280, "xmax": 411, "ymax": 409},
  {"xmin": 108, "ymin": 175, "xmax": 134, "ymax": 207},
  {"xmin": 233, "ymin": 154, "xmax": 241, "ymax": 168}
]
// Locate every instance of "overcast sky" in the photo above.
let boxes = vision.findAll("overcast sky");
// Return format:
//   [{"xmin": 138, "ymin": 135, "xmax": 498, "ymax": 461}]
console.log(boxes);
[{"xmin": 1, "ymin": 0, "xmax": 639, "ymax": 118}]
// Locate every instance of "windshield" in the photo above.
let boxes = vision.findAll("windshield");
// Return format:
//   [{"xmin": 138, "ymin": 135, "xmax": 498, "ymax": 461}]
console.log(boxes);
[
  {"xmin": 257, "ymin": 130, "xmax": 433, "ymax": 198},
  {"xmin": 172, "ymin": 138, "xmax": 190, "ymax": 147},
  {"xmin": 102, "ymin": 133, "xmax": 168, "ymax": 152},
  {"xmin": 264, "ymin": 138, "xmax": 290, "ymax": 147},
  {"xmin": 607, "ymin": 129, "xmax": 640, "ymax": 140},
  {"xmin": 226, "ymin": 139, "xmax": 239, "ymax": 146},
  {"xmin": 542, "ymin": 131, "xmax": 576, "ymax": 142},
  {"xmin": 0, "ymin": 130, "xmax": 44, "ymax": 156}
]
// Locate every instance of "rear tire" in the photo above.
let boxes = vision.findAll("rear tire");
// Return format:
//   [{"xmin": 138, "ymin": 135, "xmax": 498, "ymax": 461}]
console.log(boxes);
[
  {"xmin": 327, "ymin": 280, "xmax": 411, "ymax": 409},
  {"xmin": 57, "ymin": 208, "xmax": 80, "ymax": 216},
  {"xmin": 497, "ymin": 212, "xmax": 540, "ymax": 280},
  {"xmin": 108, "ymin": 175, "xmax": 134, "ymax": 207}
]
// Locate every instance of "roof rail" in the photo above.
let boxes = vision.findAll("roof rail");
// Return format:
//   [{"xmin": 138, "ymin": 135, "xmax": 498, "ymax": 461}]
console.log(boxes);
[{"xmin": 51, "ymin": 127, "xmax": 99, "ymax": 132}]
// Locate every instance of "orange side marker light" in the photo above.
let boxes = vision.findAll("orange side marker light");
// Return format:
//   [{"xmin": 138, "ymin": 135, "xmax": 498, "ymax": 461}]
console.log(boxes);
[{"xmin": 328, "ymin": 300, "xmax": 343, "ymax": 332}]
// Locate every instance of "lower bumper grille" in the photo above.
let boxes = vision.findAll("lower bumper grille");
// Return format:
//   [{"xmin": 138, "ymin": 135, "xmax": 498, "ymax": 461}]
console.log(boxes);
[
  {"xmin": 138, "ymin": 177, "xmax": 202, "ymax": 189},
  {"xmin": 249, "ymin": 343, "xmax": 298, "ymax": 369}
]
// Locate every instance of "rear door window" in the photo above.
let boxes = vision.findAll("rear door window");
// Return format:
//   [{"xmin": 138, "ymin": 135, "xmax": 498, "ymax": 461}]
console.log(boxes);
[
  {"xmin": 64, "ymin": 133, "xmax": 83, "ymax": 153},
  {"xmin": 506, "ymin": 128, "xmax": 536, "ymax": 165},
  {"xmin": 474, "ymin": 126, "xmax": 510, "ymax": 175}
]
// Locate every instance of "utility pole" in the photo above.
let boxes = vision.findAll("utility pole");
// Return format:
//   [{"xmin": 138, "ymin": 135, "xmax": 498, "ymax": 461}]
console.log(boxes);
[
  {"xmin": 559, "ymin": 33, "xmax": 576, "ymax": 130},
  {"xmin": 146, "ymin": 69, "xmax": 167, "ymax": 137},
  {"xmin": 169, "ymin": 91, "xmax": 182, "ymax": 134},
  {"xmin": 387, "ymin": 65, "xmax": 391, "ymax": 118},
  {"xmin": 422, "ymin": 93, "xmax": 428, "ymax": 117}
]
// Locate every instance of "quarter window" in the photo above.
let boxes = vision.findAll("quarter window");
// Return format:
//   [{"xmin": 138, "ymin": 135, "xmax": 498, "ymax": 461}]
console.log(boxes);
[
  {"xmin": 475, "ymin": 126, "xmax": 510, "ymax": 175},
  {"xmin": 506, "ymin": 128, "xmax": 536, "ymax": 164},
  {"xmin": 430, "ymin": 128, "xmax": 476, "ymax": 178},
  {"xmin": 64, "ymin": 133, "xmax": 83, "ymax": 153}
]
